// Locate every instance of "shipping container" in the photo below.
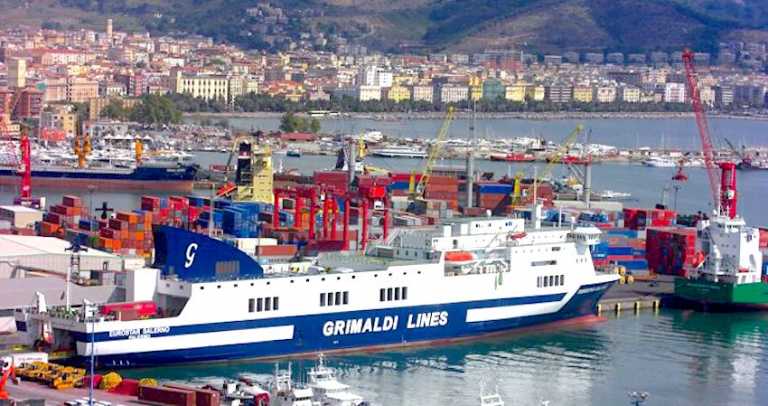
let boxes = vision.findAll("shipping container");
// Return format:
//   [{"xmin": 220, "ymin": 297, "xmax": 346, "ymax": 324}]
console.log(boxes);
[
  {"xmin": 164, "ymin": 384, "xmax": 221, "ymax": 406},
  {"xmin": 139, "ymin": 385, "xmax": 196, "ymax": 406}
]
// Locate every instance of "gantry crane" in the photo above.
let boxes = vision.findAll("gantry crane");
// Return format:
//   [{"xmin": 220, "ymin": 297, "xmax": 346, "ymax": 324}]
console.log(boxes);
[
  {"xmin": 682, "ymin": 49, "xmax": 737, "ymax": 218},
  {"xmin": 411, "ymin": 106, "xmax": 455, "ymax": 200}
]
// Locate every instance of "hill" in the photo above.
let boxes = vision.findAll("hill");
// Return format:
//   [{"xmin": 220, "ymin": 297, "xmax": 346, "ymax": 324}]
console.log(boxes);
[{"xmin": 5, "ymin": 0, "xmax": 768, "ymax": 54}]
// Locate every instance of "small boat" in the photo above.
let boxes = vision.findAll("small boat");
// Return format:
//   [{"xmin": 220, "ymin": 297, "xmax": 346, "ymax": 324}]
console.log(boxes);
[
  {"xmin": 307, "ymin": 355, "xmax": 368, "ymax": 406},
  {"xmin": 287, "ymin": 150, "xmax": 302, "ymax": 158},
  {"xmin": 444, "ymin": 251, "xmax": 477, "ymax": 266},
  {"xmin": 598, "ymin": 190, "xmax": 632, "ymax": 200},
  {"xmin": 641, "ymin": 157, "xmax": 677, "ymax": 167},
  {"xmin": 490, "ymin": 152, "xmax": 536, "ymax": 162},
  {"xmin": 369, "ymin": 147, "xmax": 427, "ymax": 159}
]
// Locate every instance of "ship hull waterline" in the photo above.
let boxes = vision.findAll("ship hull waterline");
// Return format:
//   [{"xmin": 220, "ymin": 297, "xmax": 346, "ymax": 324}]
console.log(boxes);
[{"xmin": 674, "ymin": 277, "xmax": 768, "ymax": 311}]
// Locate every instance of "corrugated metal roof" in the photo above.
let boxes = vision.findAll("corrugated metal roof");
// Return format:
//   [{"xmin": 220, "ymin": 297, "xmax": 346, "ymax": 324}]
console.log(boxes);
[
  {"xmin": 0, "ymin": 205, "xmax": 41, "ymax": 214},
  {"xmin": 0, "ymin": 235, "xmax": 118, "ymax": 259}
]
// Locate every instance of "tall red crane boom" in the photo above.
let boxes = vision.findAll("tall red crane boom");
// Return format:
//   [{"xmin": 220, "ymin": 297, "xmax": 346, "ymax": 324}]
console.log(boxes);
[
  {"xmin": 682, "ymin": 49, "xmax": 736, "ymax": 217},
  {"xmin": 0, "ymin": 89, "xmax": 33, "ymax": 202}
]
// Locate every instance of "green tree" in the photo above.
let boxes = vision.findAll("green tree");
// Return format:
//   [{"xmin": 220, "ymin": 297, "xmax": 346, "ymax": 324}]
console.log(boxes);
[
  {"xmin": 309, "ymin": 118, "xmax": 321, "ymax": 134},
  {"xmin": 130, "ymin": 94, "xmax": 182, "ymax": 125},
  {"xmin": 100, "ymin": 99, "xmax": 130, "ymax": 120}
]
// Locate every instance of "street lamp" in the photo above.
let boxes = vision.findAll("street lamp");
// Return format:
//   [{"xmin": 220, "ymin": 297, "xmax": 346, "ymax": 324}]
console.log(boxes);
[{"xmin": 628, "ymin": 391, "xmax": 649, "ymax": 406}]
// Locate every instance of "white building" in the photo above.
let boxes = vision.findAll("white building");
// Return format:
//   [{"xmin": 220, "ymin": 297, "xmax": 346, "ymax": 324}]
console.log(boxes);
[
  {"xmin": 596, "ymin": 86, "xmax": 617, "ymax": 103},
  {"xmin": 357, "ymin": 85, "xmax": 382, "ymax": 101},
  {"xmin": 436, "ymin": 84, "xmax": 469, "ymax": 104},
  {"xmin": 621, "ymin": 86, "xmax": 641, "ymax": 103},
  {"xmin": 412, "ymin": 85, "xmax": 433, "ymax": 103},
  {"xmin": 357, "ymin": 65, "xmax": 393, "ymax": 88},
  {"xmin": 664, "ymin": 82, "xmax": 687, "ymax": 103}
]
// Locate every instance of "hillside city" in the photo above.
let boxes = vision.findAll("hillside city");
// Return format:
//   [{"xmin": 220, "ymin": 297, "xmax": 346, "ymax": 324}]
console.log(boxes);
[{"xmin": 2, "ymin": 18, "xmax": 768, "ymax": 139}]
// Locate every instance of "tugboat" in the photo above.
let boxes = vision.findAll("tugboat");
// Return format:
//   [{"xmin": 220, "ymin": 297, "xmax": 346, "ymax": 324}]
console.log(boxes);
[
  {"xmin": 306, "ymin": 355, "xmax": 367, "ymax": 406},
  {"xmin": 673, "ymin": 163, "xmax": 766, "ymax": 309}
]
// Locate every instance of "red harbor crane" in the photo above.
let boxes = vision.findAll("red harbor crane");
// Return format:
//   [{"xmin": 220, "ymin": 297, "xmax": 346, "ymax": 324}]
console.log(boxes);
[
  {"xmin": 0, "ymin": 90, "xmax": 32, "ymax": 202},
  {"xmin": 682, "ymin": 49, "xmax": 737, "ymax": 218}
]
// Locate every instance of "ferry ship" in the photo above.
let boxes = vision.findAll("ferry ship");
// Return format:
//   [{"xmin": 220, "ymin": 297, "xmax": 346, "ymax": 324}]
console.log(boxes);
[
  {"xmin": 15, "ymin": 215, "xmax": 618, "ymax": 368},
  {"xmin": 368, "ymin": 147, "xmax": 427, "ymax": 159}
]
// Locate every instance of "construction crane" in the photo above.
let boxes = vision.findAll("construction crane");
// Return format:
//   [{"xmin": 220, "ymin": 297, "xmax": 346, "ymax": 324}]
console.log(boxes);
[
  {"xmin": 0, "ymin": 90, "xmax": 32, "ymax": 202},
  {"xmin": 538, "ymin": 124, "xmax": 584, "ymax": 183},
  {"xmin": 682, "ymin": 49, "xmax": 737, "ymax": 218},
  {"xmin": 411, "ymin": 106, "xmax": 455, "ymax": 199}
]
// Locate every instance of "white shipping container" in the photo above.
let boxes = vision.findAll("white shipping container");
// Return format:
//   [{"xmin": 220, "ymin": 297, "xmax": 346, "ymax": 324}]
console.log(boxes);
[{"xmin": 233, "ymin": 237, "xmax": 278, "ymax": 254}]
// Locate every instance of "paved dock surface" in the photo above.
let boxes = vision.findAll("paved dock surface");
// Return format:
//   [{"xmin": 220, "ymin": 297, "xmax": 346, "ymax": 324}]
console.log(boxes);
[{"xmin": 6, "ymin": 380, "xmax": 142, "ymax": 405}]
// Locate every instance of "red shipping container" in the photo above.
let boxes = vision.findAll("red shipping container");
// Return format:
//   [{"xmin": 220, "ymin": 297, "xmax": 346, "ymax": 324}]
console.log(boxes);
[
  {"xmin": 139, "ymin": 385, "xmax": 196, "ymax": 406},
  {"xmin": 110, "ymin": 378, "xmax": 140, "ymax": 396},
  {"xmin": 758, "ymin": 228, "xmax": 768, "ymax": 248},
  {"xmin": 116, "ymin": 211, "xmax": 140, "ymax": 224},
  {"xmin": 62, "ymin": 195, "xmax": 83, "ymax": 207},
  {"xmin": 164, "ymin": 384, "xmax": 222, "ymax": 406}
]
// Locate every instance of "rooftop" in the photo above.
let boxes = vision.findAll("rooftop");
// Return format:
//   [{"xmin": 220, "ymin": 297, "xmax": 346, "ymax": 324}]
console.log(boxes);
[{"xmin": 0, "ymin": 234, "xmax": 119, "ymax": 259}]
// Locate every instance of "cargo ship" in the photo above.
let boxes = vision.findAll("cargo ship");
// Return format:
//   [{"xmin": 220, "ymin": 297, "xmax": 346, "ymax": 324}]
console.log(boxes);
[
  {"xmin": 0, "ymin": 162, "xmax": 198, "ymax": 192},
  {"xmin": 673, "ymin": 213, "xmax": 767, "ymax": 309},
  {"xmin": 15, "ymin": 215, "xmax": 618, "ymax": 367}
]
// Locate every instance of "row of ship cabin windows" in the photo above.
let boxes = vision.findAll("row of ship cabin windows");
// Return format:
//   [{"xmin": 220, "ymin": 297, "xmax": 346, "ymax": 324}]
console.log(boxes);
[
  {"xmin": 537, "ymin": 275, "xmax": 565, "ymax": 288},
  {"xmin": 248, "ymin": 297, "xmax": 279, "ymax": 313},
  {"xmin": 321, "ymin": 291, "xmax": 349, "ymax": 307},
  {"xmin": 380, "ymin": 286, "xmax": 408, "ymax": 302}
]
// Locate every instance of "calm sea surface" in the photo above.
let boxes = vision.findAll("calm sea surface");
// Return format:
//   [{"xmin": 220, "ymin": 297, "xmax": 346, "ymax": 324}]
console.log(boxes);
[
  {"xmin": 210, "ymin": 115, "xmax": 768, "ymax": 150},
  {"xmin": 121, "ymin": 310, "xmax": 768, "ymax": 406}
]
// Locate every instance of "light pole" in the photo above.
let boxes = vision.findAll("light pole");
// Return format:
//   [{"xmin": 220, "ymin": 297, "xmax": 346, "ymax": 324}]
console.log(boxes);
[
  {"xmin": 84, "ymin": 300, "xmax": 97, "ymax": 406},
  {"xmin": 88, "ymin": 185, "xmax": 96, "ymax": 232},
  {"xmin": 628, "ymin": 391, "xmax": 649, "ymax": 406}
]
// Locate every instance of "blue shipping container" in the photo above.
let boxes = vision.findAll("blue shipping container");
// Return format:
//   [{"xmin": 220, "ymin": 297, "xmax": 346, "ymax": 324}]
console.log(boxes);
[
  {"xmin": 617, "ymin": 259, "xmax": 649, "ymax": 270},
  {"xmin": 478, "ymin": 184, "xmax": 513, "ymax": 194}
]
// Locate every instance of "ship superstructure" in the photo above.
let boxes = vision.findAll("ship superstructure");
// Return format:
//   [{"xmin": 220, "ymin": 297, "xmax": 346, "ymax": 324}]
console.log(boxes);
[{"xmin": 15, "ymin": 216, "xmax": 617, "ymax": 367}]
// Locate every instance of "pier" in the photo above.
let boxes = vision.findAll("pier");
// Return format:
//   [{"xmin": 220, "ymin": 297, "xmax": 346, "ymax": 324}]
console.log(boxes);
[{"xmin": 598, "ymin": 275, "xmax": 675, "ymax": 314}]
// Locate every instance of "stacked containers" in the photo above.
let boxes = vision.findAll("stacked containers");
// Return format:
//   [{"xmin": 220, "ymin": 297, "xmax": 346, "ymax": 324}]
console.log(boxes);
[
  {"xmin": 424, "ymin": 175, "xmax": 459, "ymax": 210},
  {"xmin": 597, "ymin": 228, "xmax": 649, "ymax": 273},
  {"xmin": 99, "ymin": 211, "xmax": 153, "ymax": 256},
  {"xmin": 389, "ymin": 172, "xmax": 420, "ymax": 197},
  {"xmin": 623, "ymin": 208, "xmax": 676, "ymax": 230},
  {"xmin": 141, "ymin": 195, "xmax": 171, "ymax": 223},
  {"xmin": 477, "ymin": 183, "xmax": 513, "ymax": 213},
  {"xmin": 40, "ymin": 195, "xmax": 86, "ymax": 237},
  {"xmin": 645, "ymin": 226, "xmax": 696, "ymax": 276}
]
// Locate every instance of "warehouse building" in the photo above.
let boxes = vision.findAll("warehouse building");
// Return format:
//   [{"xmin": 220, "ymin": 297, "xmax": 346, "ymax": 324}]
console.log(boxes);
[{"xmin": 0, "ymin": 235, "xmax": 123, "ymax": 278}]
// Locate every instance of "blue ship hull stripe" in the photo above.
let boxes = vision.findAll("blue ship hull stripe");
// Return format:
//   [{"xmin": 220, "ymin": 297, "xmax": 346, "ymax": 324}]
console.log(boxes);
[{"xmin": 75, "ymin": 291, "xmax": 568, "ymax": 343}]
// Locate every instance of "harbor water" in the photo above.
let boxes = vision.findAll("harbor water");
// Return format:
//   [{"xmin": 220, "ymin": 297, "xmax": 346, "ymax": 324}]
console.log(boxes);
[
  {"xmin": 120, "ymin": 309, "xmax": 768, "ymax": 406},
  {"xmin": 208, "ymin": 115, "xmax": 768, "ymax": 149}
]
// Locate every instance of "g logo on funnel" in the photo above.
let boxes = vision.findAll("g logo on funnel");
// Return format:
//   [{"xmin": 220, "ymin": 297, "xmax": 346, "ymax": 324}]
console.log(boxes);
[{"xmin": 185, "ymin": 243, "xmax": 199, "ymax": 268}]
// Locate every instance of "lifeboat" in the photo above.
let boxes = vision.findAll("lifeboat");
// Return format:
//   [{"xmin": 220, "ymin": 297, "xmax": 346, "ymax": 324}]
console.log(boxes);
[
  {"xmin": 444, "ymin": 251, "xmax": 476, "ymax": 265},
  {"xmin": 507, "ymin": 232, "xmax": 527, "ymax": 240}
]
